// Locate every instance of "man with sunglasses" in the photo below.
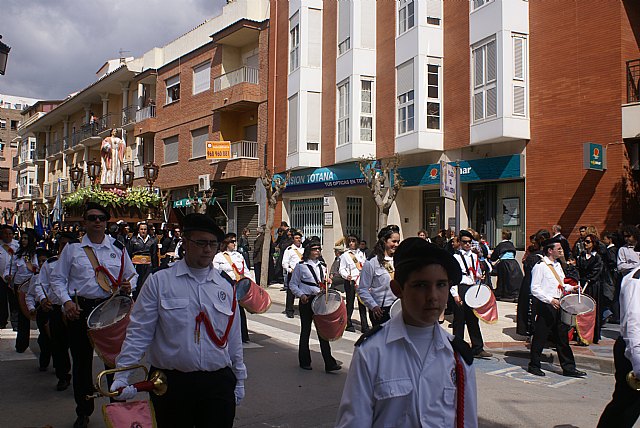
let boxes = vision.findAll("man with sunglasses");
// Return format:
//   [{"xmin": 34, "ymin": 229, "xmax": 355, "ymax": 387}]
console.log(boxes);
[
  {"xmin": 112, "ymin": 213, "xmax": 246, "ymax": 428},
  {"xmin": 282, "ymin": 230, "xmax": 304, "ymax": 318},
  {"xmin": 451, "ymin": 230, "xmax": 492, "ymax": 359},
  {"xmin": 50, "ymin": 202, "xmax": 137, "ymax": 428}
]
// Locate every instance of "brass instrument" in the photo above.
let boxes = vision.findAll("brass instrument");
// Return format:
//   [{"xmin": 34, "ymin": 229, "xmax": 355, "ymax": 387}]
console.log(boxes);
[
  {"xmin": 86, "ymin": 364, "xmax": 167, "ymax": 400},
  {"xmin": 627, "ymin": 371, "xmax": 640, "ymax": 391}
]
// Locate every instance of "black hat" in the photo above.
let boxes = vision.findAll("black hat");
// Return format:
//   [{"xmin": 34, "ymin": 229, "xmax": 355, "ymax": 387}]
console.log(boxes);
[
  {"xmin": 303, "ymin": 237, "xmax": 321, "ymax": 249},
  {"xmin": 378, "ymin": 224, "xmax": 400, "ymax": 240},
  {"xmin": 291, "ymin": 229, "xmax": 303, "ymax": 238},
  {"xmin": 393, "ymin": 237, "xmax": 462, "ymax": 285},
  {"xmin": 182, "ymin": 213, "xmax": 224, "ymax": 241},
  {"xmin": 84, "ymin": 202, "xmax": 111, "ymax": 221},
  {"xmin": 541, "ymin": 236, "xmax": 562, "ymax": 247},
  {"xmin": 459, "ymin": 230, "xmax": 474, "ymax": 240},
  {"xmin": 57, "ymin": 231, "xmax": 79, "ymax": 242}
]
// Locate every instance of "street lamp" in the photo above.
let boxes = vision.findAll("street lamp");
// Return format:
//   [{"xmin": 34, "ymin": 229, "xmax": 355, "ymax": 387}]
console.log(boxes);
[
  {"xmin": 69, "ymin": 164, "xmax": 84, "ymax": 190},
  {"xmin": 143, "ymin": 162, "xmax": 159, "ymax": 189},
  {"xmin": 86, "ymin": 159, "xmax": 102, "ymax": 186},
  {"xmin": 0, "ymin": 36, "xmax": 10, "ymax": 76},
  {"xmin": 122, "ymin": 166, "xmax": 134, "ymax": 188}
]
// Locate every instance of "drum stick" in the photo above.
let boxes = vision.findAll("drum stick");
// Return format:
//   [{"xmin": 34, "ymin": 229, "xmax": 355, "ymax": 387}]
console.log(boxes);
[
  {"xmin": 578, "ymin": 281, "xmax": 581, "ymax": 304},
  {"xmin": 581, "ymin": 280, "xmax": 589, "ymax": 295}
]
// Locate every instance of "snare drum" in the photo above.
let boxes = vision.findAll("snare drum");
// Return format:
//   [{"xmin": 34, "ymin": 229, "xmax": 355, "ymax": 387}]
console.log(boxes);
[
  {"xmin": 87, "ymin": 296, "xmax": 133, "ymax": 368},
  {"xmin": 465, "ymin": 284, "xmax": 492, "ymax": 309},
  {"xmin": 236, "ymin": 277, "xmax": 271, "ymax": 314},
  {"xmin": 559, "ymin": 294, "xmax": 596, "ymax": 326},
  {"xmin": 312, "ymin": 290, "xmax": 348, "ymax": 341}
]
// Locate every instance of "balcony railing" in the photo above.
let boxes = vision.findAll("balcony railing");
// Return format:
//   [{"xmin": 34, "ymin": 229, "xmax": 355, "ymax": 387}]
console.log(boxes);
[
  {"xmin": 122, "ymin": 105, "xmax": 137, "ymax": 126},
  {"xmin": 628, "ymin": 59, "xmax": 640, "ymax": 103},
  {"xmin": 214, "ymin": 67, "xmax": 259, "ymax": 92},
  {"xmin": 99, "ymin": 112, "xmax": 122, "ymax": 132},
  {"xmin": 135, "ymin": 104, "xmax": 156, "ymax": 122},
  {"xmin": 17, "ymin": 112, "xmax": 45, "ymax": 132},
  {"xmin": 81, "ymin": 122, "xmax": 100, "ymax": 141},
  {"xmin": 43, "ymin": 183, "xmax": 51, "ymax": 198},
  {"xmin": 48, "ymin": 139, "xmax": 63, "ymax": 157},
  {"xmin": 230, "ymin": 140, "xmax": 260, "ymax": 159},
  {"xmin": 17, "ymin": 184, "xmax": 40, "ymax": 199}
]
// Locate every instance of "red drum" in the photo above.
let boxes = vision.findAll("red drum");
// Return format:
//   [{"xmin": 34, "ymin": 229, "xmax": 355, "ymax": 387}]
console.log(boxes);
[
  {"xmin": 236, "ymin": 278, "xmax": 272, "ymax": 314},
  {"xmin": 102, "ymin": 400, "xmax": 156, "ymax": 428},
  {"xmin": 312, "ymin": 290, "xmax": 348, "ymax": 342},
  {"xmin": 87, "ymin": 296, "xmax": 133, "ymax": 368}
]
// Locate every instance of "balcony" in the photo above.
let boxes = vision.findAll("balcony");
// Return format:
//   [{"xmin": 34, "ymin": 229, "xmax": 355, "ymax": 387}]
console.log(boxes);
[
  {"xmin": 98, "ymin": 113, "xmax": 122, "ymax": 136},
  {"xmin": 79, "ymin": 122, "xmax": 101, "ymax": 147},
  {"xmin": 122, "ymin": 105, "xmax": 137, "ymax": 129},
  {"xmin": 231, "ymin": 140, "xmax": 260, "ymax": 159},
  {"xmin": 212, "ymin": 67, "xmax": 261, "ymax": 112},
  {"xmin": 17, "ymin": 112, "xmax": 45, "ymax": 133},
  {"xmin": 47, "ymin": 139, "xmax": 63, "ymax": 158},
  {"xmin": 133, "ymin": 105, "xmax": 158, "ymax": 137},
  {"xmin": 623, "ymin": 59, "xmax": 640, "ymax": 140},
  {"xmin": 209, "ymin": 140, "xmax": 264, "ymax": 180},
  {"xmin": 16, "ymin": 184, "xmax": 40, "ymax": 200}
]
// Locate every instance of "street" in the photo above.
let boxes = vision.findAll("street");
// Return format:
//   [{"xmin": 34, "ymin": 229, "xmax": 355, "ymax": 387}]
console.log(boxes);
[{"xmin": 0, "ymin": 296, "xmax": 622, "ymax": 428}]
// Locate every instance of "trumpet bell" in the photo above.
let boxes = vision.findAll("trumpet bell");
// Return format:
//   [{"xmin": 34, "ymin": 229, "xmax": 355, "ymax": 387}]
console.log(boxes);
[
  {"xmin": 149, "ymin": 370, "xmax": 168, "ymax": 396},
  {"xmin": 627, "ymin": 371, "xmax": 640, "ymax": 391}
]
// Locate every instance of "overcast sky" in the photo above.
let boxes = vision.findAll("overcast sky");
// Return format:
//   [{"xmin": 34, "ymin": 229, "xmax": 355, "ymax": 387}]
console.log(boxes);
[{"xmin": 0, "ymin": 0, "xmax": 226, "ymax": 100}]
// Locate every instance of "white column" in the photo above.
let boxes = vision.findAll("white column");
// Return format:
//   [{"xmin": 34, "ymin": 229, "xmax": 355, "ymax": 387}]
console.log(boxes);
[
  {"xmin": 101, "ymin": 95, "xmax": 109, "ymax": 127},
  {"xmin": 44, "ymin": 129, "xmax": 50, "ymax": 183},
  {"xmin": 137, "ymin": 83, "xmax": 144, "ymax": 108},
  {"xmin": 83, "ymin": 104, "xmax": 91, "ymax": 123},
  {"xmin": 83, "ymin": 146, "xmax": 89, "ymax": 187}
]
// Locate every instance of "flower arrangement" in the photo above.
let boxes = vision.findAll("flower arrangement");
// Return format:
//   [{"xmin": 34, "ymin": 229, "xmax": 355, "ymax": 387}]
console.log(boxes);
[{"xmin": 63, "ymin": 186, "xmax": 161, "ymax": 211}]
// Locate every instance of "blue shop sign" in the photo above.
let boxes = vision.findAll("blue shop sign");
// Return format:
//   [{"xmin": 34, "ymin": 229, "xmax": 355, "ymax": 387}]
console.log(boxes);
[{"xmin": 281, "ymin": 163, "xmax": 365, "ymax": 192}]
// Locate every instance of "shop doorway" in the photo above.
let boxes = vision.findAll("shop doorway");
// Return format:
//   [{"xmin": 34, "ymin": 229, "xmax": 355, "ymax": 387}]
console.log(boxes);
[
  {"xmin": 422, "ymin": 190, "xmax": 444, "ymax": 239},
  {"xmin": 468, "ymin": 184, "xmax": 497, "ymax": 247}
]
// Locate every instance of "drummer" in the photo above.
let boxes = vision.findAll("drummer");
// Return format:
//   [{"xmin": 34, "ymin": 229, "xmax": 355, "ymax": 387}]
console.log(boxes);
[
  {"xmin": 451, "ymin": 230, "xmax": 492, "ymax": 358},
  {"xmin": 528, "ymin": 237, "xmax": 585, "ymax": 378},
  {"xmin": 25, "ymin": 248, "xmax": 52, "ymax": 371},
  {"xmin": 127, "ymin": 222, "xmax": 158, "ymax": 297},
  {"xmin": 213, "ymin": 233, "xmax": 250, "ymax": 343},
  {"xmin": 288, "ymin": 237, "xmax": 341, "ymax": 372},
  {"xmin": 336, "ymin": 238, "xmax": 477, "ymax": 427},
  {"xmin": 357, "ymin": 225, "xmax": 401, "ymax": 327},
  {"xmin": 112, "ymin": 213, "xmax": 246, "ymax": 428},
  {"xmin": 50, "ymin": 202, "xmax": 137, "ymax": 428},
  {"xmin": 339, "ymin": 234, "xmax": 370, "ymax": 333}
]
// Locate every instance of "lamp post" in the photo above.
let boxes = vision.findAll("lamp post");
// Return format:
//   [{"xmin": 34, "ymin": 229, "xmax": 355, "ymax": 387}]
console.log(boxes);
[
  {"xmin": 143, "ymin": 162, "xmax": 159, "ymax": 190},
  {"xmin": 69, "ymin": 164, "xmax": 84, "ymax": 190},
  {"xmin": 86, "ymin": 159, "xmax": 102, "ymax": 186},
  {"xmin": 0, "ymin": 36, "xmax": 10, "ymax": 76},
  {"xmin": 122, "ymin": 166, "xmax": 134, "ymax": 188}
]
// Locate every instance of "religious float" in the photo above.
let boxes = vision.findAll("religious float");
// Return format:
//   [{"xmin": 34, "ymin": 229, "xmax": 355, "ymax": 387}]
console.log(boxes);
[{"xmin": 63, "ymin": 185, "xmax": 162, "ymax": 223}]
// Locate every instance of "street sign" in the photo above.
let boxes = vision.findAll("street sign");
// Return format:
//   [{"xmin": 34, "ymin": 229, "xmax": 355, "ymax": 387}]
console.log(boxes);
[
  {"xmin": 440, "ymin": 161, "xmax": 457, "ymax": 200},
  {"xmin": 583, "ymin": 143, "xmax": 606, "ymax": 171},
  {"xmin": 206, "ymin": 141, "xmax": 231, "ymax": 160}
]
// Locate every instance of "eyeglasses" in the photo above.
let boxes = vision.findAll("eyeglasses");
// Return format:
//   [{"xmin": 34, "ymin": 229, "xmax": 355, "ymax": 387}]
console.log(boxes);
[
  {"xmin": 186, "ymin": 238, "xmax": 218, "ymax": 249},
  {"xmin": 584, "ymin": 240, "xmax": 592, "ymax": 244},
  {"xmin": 461, "ymin": 239, "xmax": 472, "ymax": 244},
  {"xmin": 86, "ymin": 214, "xmax": 108, "ymax": 222},
  {"xmin": 230, "ymin": 240, "xmax": 236, "ymax": 243},
  {"xmin": 310, "ymin": 247, "xmax": 322, "ymax": 251}
]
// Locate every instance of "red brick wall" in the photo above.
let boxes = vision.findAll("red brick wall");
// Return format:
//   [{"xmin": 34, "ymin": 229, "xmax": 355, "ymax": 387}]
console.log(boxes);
[
  {"xmin": 376, "ymin": 1, "xmax": 396, "ymax": 159},
  {"xmin": 321, "ymin": 2, "xmax": 338, "ymax": 167},
  {"xmin": 269, "ymin": 0, "xmax": 289, "ymax": 174}
]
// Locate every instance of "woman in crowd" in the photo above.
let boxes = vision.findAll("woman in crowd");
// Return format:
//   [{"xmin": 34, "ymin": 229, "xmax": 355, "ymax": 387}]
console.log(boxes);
[
  {"xmin": 576, "ymin": 233, "xmax": 604, "ymax": 344},
  {"xmin": 490, "ymin": 230, "xmax": 523, "ymax": 302},
  {"xmin": 357, "ymin": 225, "xmax": 401, "ymax": 327},
  {"xmin": 617, "ymin": 225, "xmax": 640, "ymax": 276},
  {"xmin": 237, "ymin": 227, "xmax": 251, "ymax": 270},
  {"xmin": 516, "ymin": 229, "xmax": 550, "ymax": 337}
]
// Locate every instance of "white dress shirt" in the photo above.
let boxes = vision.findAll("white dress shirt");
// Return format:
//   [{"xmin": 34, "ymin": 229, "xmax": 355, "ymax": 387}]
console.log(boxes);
[
  {"xmin": 115, "ymin": 259, "xmax": 246, "ymax": 386},
  {"xmin": 213, "ymin": 250, "xmax": 246, "ymax": 280},
  {"xmin": 282, "ymin": 244, "xmax": 304, "ymax": 274},
  {"xmin": 0, "ymin": 239, "xmax": 19, "ymax": 280},
  {"xmin": 289, "ymin": 259, "xmax": 326, "ymax": 297},
  {"xmin": 339, "ymin": 249, "xmax": 366, "ymax": 283},
  {"xmin": 50, "ymin": 234, "xmax": 138, "ymax": 303},
  {"xmin": 618, "ymin": 246, "xmax": 640, "ymax": 276},
  {"xmin": 530, "ymin": 256, "xmax": 573, "ymax": 304},
  {"xmin": 335, "ymin": 315, "xmax": 477, "ymax": 428},
  {"xmin": 5, "ymin": 253, "xmax": 39, "ymax": 290},
  {"xmin": 620, "ymin": 266, "xmax": 640, "ymax": 377},
  {"xmin": 451, "ymin": 250, "xmax": 482, "ymax": 298},
  {"xmin": 26, "ymin": 259, "xmax": 63, "ymax": 310},
  {"xmin": 357, "ymin": 257, "xmax": 396, "ymax": 310}
]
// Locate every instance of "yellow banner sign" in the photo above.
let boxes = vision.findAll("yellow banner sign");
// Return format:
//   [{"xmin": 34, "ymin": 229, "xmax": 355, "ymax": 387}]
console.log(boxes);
[{"xmin": 206, "ymin": 141, "xmax": 231, "ymax": 160}]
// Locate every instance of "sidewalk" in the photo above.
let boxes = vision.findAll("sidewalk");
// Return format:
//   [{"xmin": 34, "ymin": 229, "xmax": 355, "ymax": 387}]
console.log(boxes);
[{"xmin": 261, "ymin": 284, "xmax": 616, "ymax": 373}]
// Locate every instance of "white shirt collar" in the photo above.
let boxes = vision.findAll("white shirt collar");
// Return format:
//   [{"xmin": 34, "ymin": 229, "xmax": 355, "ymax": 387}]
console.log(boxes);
[
  {"xmin": 175, "ymin": 259, "xmax": 217, "ymax": 281},
  {"xmin": 386, "ymin": 314, "xmax": 448, "ymax": 353},
  {"xmin": 81, "ymin": 234, "xmax": 111, "ymax": 249}
]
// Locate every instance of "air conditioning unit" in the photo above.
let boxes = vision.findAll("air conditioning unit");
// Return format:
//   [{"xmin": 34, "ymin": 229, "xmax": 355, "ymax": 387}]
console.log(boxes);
[
  {"xmin": 230, "ymin": 185, "xmax": 256, "ymax": 203},
  {"xmin": 198, "ymin": 174, "xmax": 211, "ymax": 192}
]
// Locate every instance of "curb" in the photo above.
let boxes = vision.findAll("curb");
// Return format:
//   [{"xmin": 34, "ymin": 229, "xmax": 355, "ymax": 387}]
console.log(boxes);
[{"xmin": 486, "ymin": 346, "xmax": 614, "ymax": 374}]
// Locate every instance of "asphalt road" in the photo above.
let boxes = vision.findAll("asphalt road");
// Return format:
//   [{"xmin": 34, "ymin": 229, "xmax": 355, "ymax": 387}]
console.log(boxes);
[{"xmin": 0, "ymin": 301, "xmax": 626, "ymax": 428}]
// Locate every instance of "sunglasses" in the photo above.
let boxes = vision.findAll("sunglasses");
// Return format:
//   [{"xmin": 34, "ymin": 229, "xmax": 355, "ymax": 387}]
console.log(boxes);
[
  {"xmin": 584, "ymin": 240, "xmax": 592, "ymax": 244},
  {"xmin": 186, "ymin": 238, "xmax": 218, "ymax": 249},
  {"xmin": 230, "ymin": 240, "xmax": 236, "ymax": 243},
  {"xmin": 461, "ymin": 239, "xmax": 472, "ymax": 244},
  {"xmin": 310, "ymin": 246, "xmax": 322, "ymax": 251},
  {"xmin": 86, "ymin": 214, "xmax": 108, "ymax": 222}
]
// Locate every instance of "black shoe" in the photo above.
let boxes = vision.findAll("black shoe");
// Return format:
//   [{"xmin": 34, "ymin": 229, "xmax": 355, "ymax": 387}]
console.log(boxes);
[
  {"xmin": 73, "ymin": 415, "xmax": 90, "ymax": 428},
  {"xmin": 563, "ymin": 369, "xmax": 586, "ymax": 378},
  {"xmin": 345, "ymin": 325, "xmax": 356, "ymax": 333},
  {"xmin": 300, "ymin": 365, "xmax": 312, "ymax": 370},
  {"xmin": 361, "ymin": 327, "xmax": 370, "ymax": 333},
  {"xmin": 527, "ymin": 365, "xmax": 545, "ymax": 376},
  {"xmin": 474, "ymin": 350, "xmax": 492, "ymax": 359},
  {"xmin": 325, "ymin": 364, "xmax": 342, "ymax": 373},
  {"xmin": 56, "ymin": 378, "xmax": 71, "ymax": 391},
  {"xmin": 286, "ymin": 313, "xmax": 294, "ymax": 319},
  {"xmin": 15, "ymin": 348, "xmax": 26, "ymax": 354}
]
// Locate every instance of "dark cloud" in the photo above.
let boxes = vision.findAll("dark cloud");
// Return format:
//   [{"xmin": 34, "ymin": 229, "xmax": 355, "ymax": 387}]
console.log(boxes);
[{"xmin": 0, "ymin": 0, "xmax": 224, "ymax": 100}]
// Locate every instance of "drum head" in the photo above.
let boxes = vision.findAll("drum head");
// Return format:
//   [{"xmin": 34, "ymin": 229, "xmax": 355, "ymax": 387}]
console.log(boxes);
[
  {"xmin": 312, "ymin": 290, "xmax": 343, "ymax": 315},
  {"xmin": 390, "ymin": 299, "xmax": 402, "ymax": 318},
  {"xmin": 236, "ymin": 278, "xmax": 251, "ymax": 300},
  {"xmin": 87, "ymin": 296, "xmax": 133, "ymax": 329},
  {"xmin": 465, "ymin": 285, "xmax": 492, "ymax": 309},
  {"xmin": 560, "ymin": 294, "xmax": 595, "ymax": 315}
]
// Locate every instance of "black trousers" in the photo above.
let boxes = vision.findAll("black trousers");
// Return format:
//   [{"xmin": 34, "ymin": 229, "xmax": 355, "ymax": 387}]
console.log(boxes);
[
  {"xmin": 598, "ymin": 337, "xmax": 640, "ymax": 427},
  {"xmin": 254, "ymin": 263, "xmax": 262, "ymax": 286},
  {"xmin": 298, "ymin": 298, "xmax": 337, "ymax": 368},
  {"xmin": 452, "ymin": 285, "xmax": 485, "ymax": 355},
  {"xmin": 7, "ymin": 283, "xmax": 19, "ymax": 327},
  {"xmin": 285, "ymin": 272, "xmax": 295, "ymax": 317},
  {"xmin": 35, "ymin": 308, "xmax": 52, "ymax": 369},
  {"xmin": 529, "ymin": 299, "xmax": 576, "ymax": 371},
  {"xmin": 0, "ymin": 278, "xmax": 9, "ymax": 327},
  {"xmin": 15, "ymin": 292, "xmax": 31, "ymax": 352},
  {"xmin": 49, "ymin": 305, "xmax": 71, "ymax": 382},
  {"xmin": 150, "ymin": 366, "xmax": 236, "ymax": 428},
  {"xmin": 67, "ymin": 297, "xmax": 107, "ymax": 417},
  {"xmin": 368, "ymin": 305, "xmax": 392, "ymax": 328},
  {"xmin": 239, "ymin": 306, "xmax": 249, "ymax": 342},
  {"xmin": 344, "ymin": 280, "xmax": 370, "ymax": 331}
]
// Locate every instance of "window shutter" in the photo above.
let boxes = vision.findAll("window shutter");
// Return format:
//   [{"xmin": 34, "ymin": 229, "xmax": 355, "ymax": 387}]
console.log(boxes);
[
  {"xmin": 396, "ymin": 59, "xmax": 414, "ymax": 95},
  {"xmin": 166, "ymin": 75, "xmax": 179, "ymax": 87},
  {"xmin": 474, "ymin": 48, "xmax": 484, "ymax": 88},
  {"xmin": 486, "ymin": 87, "xmax": 497, "ymax": 117},
  {"xmin": 513, "ymin": 37, "xmax": 524, "ymax": 80},
  {"xmin": 307, "ymin": 92, "xmax": 321, "ymax": 143},
  {"xmin": 288, "ymin": 95, "xmax": 299, "ymax": 155},
  {"xmin": 474, "ymin": 93, "xmax": 484, "ymax": 121},
  {"xmin": 338, "ymin": 0, "xmax": 351, "ymax": 45},
  {"xmin": 193, "ymin": 62, "xmax": 211, "ymax": 94},
  {"xmin": 361, "ymin": 0, "xmax": 376, "ymax": 48},
  {"xmin": 426, "ymin": 0, "xmax": 442, "ymax": 20},
  {"xmin": 308, "ymin": 8, "xmax": 322, "ymax": 67},
  {"xmin": 513, "ymin": 85, "xmax": 525, "ymax": 116},
  {"xmin": 487, "ymin": 41, "xmax": 497, "ymax": 82},
  {"xmin": 164, "ymin": 136, "xmax": 179, "ymax": 164},
  {"xmin": 191, "ymin": 127, "xmax": 208, "ymax": 158}
]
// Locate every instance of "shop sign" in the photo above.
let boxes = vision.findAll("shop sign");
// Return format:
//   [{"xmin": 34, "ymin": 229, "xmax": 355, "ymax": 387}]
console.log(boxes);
[
  {"xmin": 281, "ymin": 163, "xmax": 365, "ymax": 192},
  {"xmin": 206, "ymin": 141, "xmax": 231, "ymax": 160},
  {"xmin": 583, "ymin": 143, "xmax": 606, "ymax": 171},
  {"xmin": 173, "ymin": 198, "xmax": 192, "ymax": 208},
  {"xmin": 440, "ymin": 161, "xmax": 457, "ymax": 200}
]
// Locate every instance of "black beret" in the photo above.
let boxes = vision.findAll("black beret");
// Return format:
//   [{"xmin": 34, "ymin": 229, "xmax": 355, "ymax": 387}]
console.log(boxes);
[
  {"xmin": 459, "ymin": 230, "xmax": 474, "ymax": 240},
  {"xmin": 303, "ymin": 237, "xmax": 321, "ymax": 249},
  {"xmin": 84, "ymin": 202, "xmax": 111, "ymax": 220},
  {"xmin": 291, "ymin": 229, "xmax": 303, "ymax": 238},
  {"xmin": 394, "ymin": 237, "xmax": 462, "ymax": 285},
  {"xmin": 378, "ymin": 224, "xmax": 400, "ymax": 240},
  {"xmin": 541, "ymin": 236, "xmax": 563, "ymax": 247},
  {"xmin": 182, "ymin": 214, "xmax": 224, "ymax": 241}
]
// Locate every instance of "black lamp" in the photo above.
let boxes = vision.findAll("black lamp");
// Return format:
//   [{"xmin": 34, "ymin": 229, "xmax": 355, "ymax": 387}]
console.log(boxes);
[
  {"xmin": 143, "ymin": 162, "xmax": 159, "ymax": 189},
  {"xmin": 69, "ymin": 164, "xmax": 83, "ymax": 189},
  {"xmin": 0, "ymin": 36, "xmax": 10, "ymax": 76},
  {"xmin": 123, "ymin": 166, "xmax": 134, "ymax": 188},
  {"xmin": 86, "ymin": 159, "xmax": 101, "ymax": 185}
]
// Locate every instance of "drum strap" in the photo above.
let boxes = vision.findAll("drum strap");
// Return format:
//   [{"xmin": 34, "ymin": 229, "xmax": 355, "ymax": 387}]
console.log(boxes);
[
  {"xmin": 2, "ymin": 244, "xmax": 14, "ymax": 256},
  {"xmin": 460, "ymin": 252, "xmax": 478, "ymax": 279},
  {"xmin": 454, "ymin": 352, "xmax": 465, "ymax": 428},
  {"xmin": 222, "ymin": 253, "xmax": 245, "ymax": 281},
  {"xmin": 305, "ymin": 263, "xmax": 326, "ymax": 290},
  {"xmin": 194, "ymin": 287, "xmax": 237, "ymax": 348},
  {"xmin": 83, "ymin": 246, "xmax": 125, "ymax": 293},
  {"xmin": 348, "ymin": 252, "xmax": 363, "ymax": 271},
  {"xmin": 545, "ymin": 262, "xmax": 564, "ymax": 295},
  {"xmin": 293, "ymin": 248, "xmax": 303, "ymax": 260}
]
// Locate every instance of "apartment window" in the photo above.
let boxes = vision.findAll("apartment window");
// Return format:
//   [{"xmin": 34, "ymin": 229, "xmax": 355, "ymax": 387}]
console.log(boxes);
[
  {"xmin": 360, "ymin": 79, "xmax": 373, "ymax": 141},
  {"xmin": 513, "ymin": 35, "xmax": 527, "ymax": 117},
  {"xmin": 426, "ymin": 0, "xmax": 442, "ymax": 25},
  {"xmin": 473, "ymin": 0, "xmax": 493, "ymax": 9},
  {"xmin": 398, "ymin": 0, "xmax": 415, "ymax": 34},
  {"xmin": 361, "ymin": 0, "xmax": 376, "ymax": 48},
  {"xmin": 163, "ymin": 135, "xmax": 179, "ymax": 164},
  {"xmin": 191, "ymin": 126, "xmax": 208, "ymax": 159},
  {"xmin": 165, "ymin": 75, "xmax": 180, "ymax": 104},
  {"xmin": 289, "ymin": 13, "xmax": 300, "ymax": 72},
  {"xmin": 288, "ymin": 94, "xmax": 299, "ymax": 155},
  {"xmin": 427, "ymin": 62, "xmax": 441, "ymax": 130},
  {"xmin": 307, "ymin": 92, "xmax": 321, "ymax": 151},
  {"xmin": 192, "ymin": 61, "xmax": 211, "ymax": 95},
  {"xmin": 338, "ymin": 0, "xmax": 351, "ymax": 55},
  {"xmin": 396, "ymin": 59, "xmax": 414, "ymax": 135},
  {"xmin": 337, "ymin": 80, "xmax": 350, "ymax": 146},
  {"xmin": 346, "ymin": 197, "xmax": 363, "ymax": 239},
  {"xmin": 290, "ymin": 198, "xmax": 323, "ymax": 241},
  {"xmin": 308, "ymin": 9, "xmax": 322, "ymax": 68},
  {"xmin": 0, "ymin": 119, "xmax": 5, "ymax": 129},
  {"xmin": 473, "ymin": 39, "xmax": 497, "ymax": 122},
  {"xmin": 10, "ymin": 120, "xmax": 19, "ymax": 130},
  {"xmin": 0, "ymin": 168, "xmax": 8, "ymax": 191}
]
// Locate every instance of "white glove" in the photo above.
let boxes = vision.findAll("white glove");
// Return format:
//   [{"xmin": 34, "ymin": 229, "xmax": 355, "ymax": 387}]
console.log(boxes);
[
  {"xmin": 234, "ymin": 384, "xmax": 245, "ymax": 405},
  {"xmin": 110, "ymin": 379, "xmax": 137, "ymax": 401}
]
